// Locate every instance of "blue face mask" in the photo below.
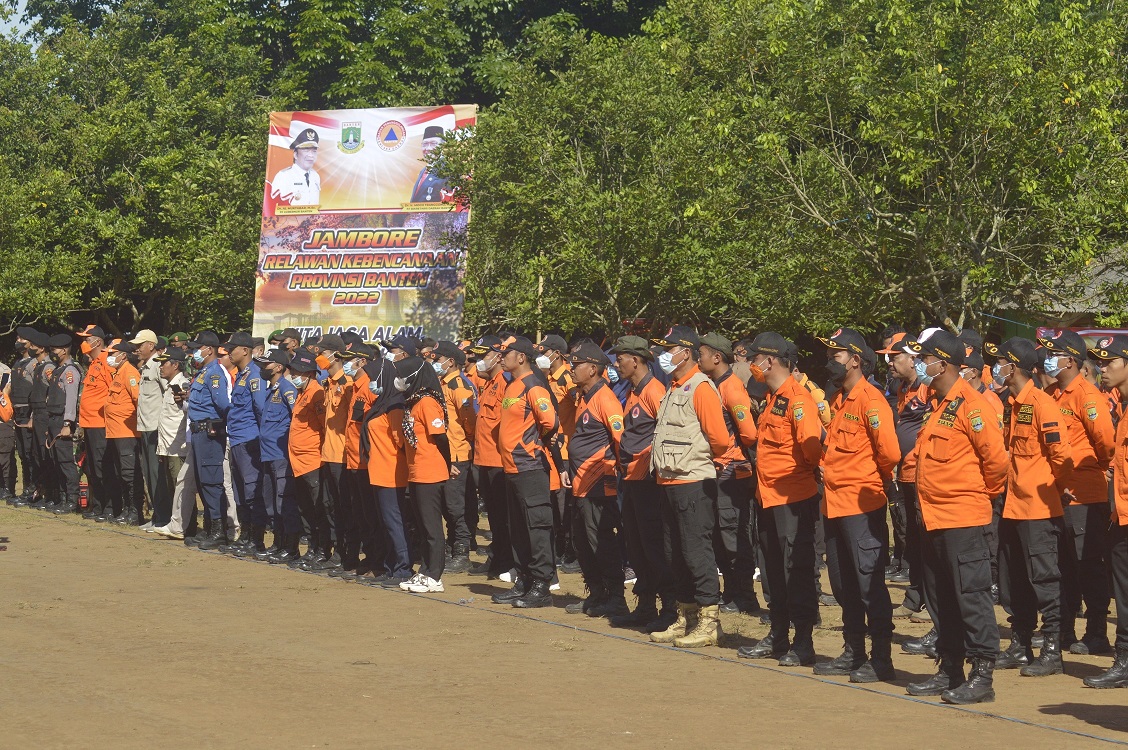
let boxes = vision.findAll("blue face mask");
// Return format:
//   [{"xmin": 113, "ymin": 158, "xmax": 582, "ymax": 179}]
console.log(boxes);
[
  {"xmin": 1043, "ymin": 356, "xmax": 1063, "ymax": 378},
  {"xmin": 991, "ymin": 363, "xmax": 1009, "ymax": 387},
  {"xmin": 914, "ymin": 359, "xmax": 936, "ymax": 386},
  {"xmin": 342, "ymin": 360, "xmax": 359, "ymax": 377},
  {"xmin": 608, "ymin": 367, "xmax": 620, "ymax": 384},
  {"xmin": 290, "ymin": 375, "xmax": 305, "ymax": 389},
  {"xmin": 192, "ymin": 350, "xmax": 205, "ymax": 365},
  {"xmin": 432, "ymin": 361, "xmax": 445, "ymax": 375},
  {"xmin": 368, "ymin": 381, "xmax": 384, "ymax": 397}
]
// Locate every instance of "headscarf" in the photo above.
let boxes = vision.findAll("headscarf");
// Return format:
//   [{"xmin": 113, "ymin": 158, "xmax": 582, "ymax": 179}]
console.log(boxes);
[
  {"xmin": 394, "ymin": 355, "xmax": 448, "ymax": 447},
  {"xmin": 359, "ymin": 358, "xmax": 405, "ymax": 462}
]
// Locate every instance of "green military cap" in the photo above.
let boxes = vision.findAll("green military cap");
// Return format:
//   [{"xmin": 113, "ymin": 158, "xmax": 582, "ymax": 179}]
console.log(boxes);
[
  {"xmin": 168, "ymin": 332, "xmax": 190, "ymax": 343},
  {"xmin": 608, "ymin": 335, "xmax": 653, "ymax": 361},
  {"xmin": 268, "ymin": 329, "xmax": 285, "ymax": 344},
  {"xmin": 699, "ymin": 332, "xmax": 734, "ymax": 362}
]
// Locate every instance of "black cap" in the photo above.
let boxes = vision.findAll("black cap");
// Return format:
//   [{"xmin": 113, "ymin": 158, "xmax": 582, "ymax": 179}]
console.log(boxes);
[
  {"xmin": 280, "ymin": 327, "xmax": 301, "ymax": 342},
  {"xmin": 111, "ymin": 341, "xmax": 137, "ymax": 354},
  {"xmin": 24, "ymin": 330, "xmax": 50, "ymax": 348},
  {"xmin": 958, "ymin": 328, "xmax": 984, "ymax": 351},
  {"xmin": 536, "ymin": 335, "xmax": 568, "ymax": 354},
  {"xmin": 251, "ymin": 337, "xmax": 264, "ymax": 349},
  {"xmin": 287, "ymin": 347, "xmax": 318, "ymax": 373},
  {"xmin": 964, "ymin": 347, "xmax": 984, "ymax": 372},
  {"xmin": 818, "ymin": 327, "xmax": 867, "ymax": 356},
  {"xmin": 290, "ymin": 128, "xmax": 319, "ymax": 149},
  {"xmin": 316, "ymin": 333, "xmax": 345, "ymax": 352},
  {"xmin": 225, "ymin": 331, "xmax": 254, "ymax": 349},
  {"xmin": 468, "ymin": 334, "xmax": 503, "ymax": 355},
  {"xmin": 190, "ymin": 330, "xmax": 221, "ymax": 349},
  {"xmin": 435, "ymin": 340, "xmax": 466, "ymax": 366},
  {"xmin": 501, "ymin": 336, "xmax": 538, "ymax": 359},
  {"xmin": 994, "ymin": 337, "xmax": 1040, "ymax": 371},
  {"xmin": 254, "ymin": 348, "xmax": 292, "ymax": 367},
  {"xmin": 340, "ymin": 330, "xmax": 364, "ymax": 348},
  {"xmin": 16, "ymin": 326, "xmax": 39, "ymax": 341},
  {"xmin": 382, "ymin": 335, "xmax": 417, "ymax": 357},
  {"xmin": 909, "ymin": 330, "xmax": 965, "ymax": 366},
  {"xmin": 156, "ymin": 335, "xmax": 169, "ymax": 349},
  {"xmin": 76, "ymin": 325, "xmax": 106, "ymax": 341},
  {"xmin": 750, "ymin": 332, "xmax": 798, "ymax": 362},
  {"xmin": 567, "ymin": 341, "xmax": 611, "ymax": 366},
  {"xmin": 154, "ymin": 347, "xmax": 187, "ymax": 363},
  {"xmin": 699, "ymin": 333, "xmax": 733, "ymax": 362},
  {"xmin": 651, "ymin": 325, "xmax": 700, "ymax": 349},
  {"xmin": 46, "ymin": 333, "xmax": 72, "ymax": 348},
  {"xmin": 340, "ymin": 343, "xmax": 375, "ymax": 359},
  {"xmin": 609, "ymin": 335, "xmax": 654, "ymax": 361},
  {"xmin": 1037, "ymin": 329, "xmax": 1087, "ymax": 359},
  {"xmin": 423, "ymin": 126, "xmax": 444, "ymax": 140},
  {"xmin": 1090, "ymin": 335, "xmax": 1128, "ymax": 361}
]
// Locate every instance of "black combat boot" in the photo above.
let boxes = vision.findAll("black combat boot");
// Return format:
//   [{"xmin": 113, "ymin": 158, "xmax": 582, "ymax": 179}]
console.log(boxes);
[
  {"xmin": 941, "ymin": 658, "xmax": 995, "ymax": 704},
  {"xmin": 902, "ymin": 627, "xmax": 939, "ymax": 657},
  {"xmin": 644, "ymin": 598, "xmax": 679, "ymax": 633},
  {"xmin": 907, "ymin": 653, "xmax": 965, "ymax": 696},
  {"xmin": 851, "ymin": 636, "xmax": 896, "ymax": 683},
  {"xmin": 814, "ymin": 634, "xmax": 866, "ymax": 676},
  {"xmin": 197, "ymin": 523, "xmax": 226, "ymax": 551},
  {"xmin": 738, "ymin": 630, "xmax": 790, "ymax": 659},
  {"xmin": 446, "ymin": 543, "xmax": 471, "ymax": 574},
  {"xmin": 609, "ymin": 598, "xmax": 660, "ymax": 629},
  {"xmin": 491, "ymin": 575, "xmax": 530, "ymax": 604},
  {"xmin": 1084, "ymin": 645, "xmax": 1128, "ymax": 688},
  {"xmin": 995, "ymin": 630, "xmax": 1033, "ymax": 669},
  {"xmin": 779, "ymin": 622, "xmax": 816, "ymax": 667},
  {"xmin": 512, "ymin": 580, "xmax": 552, "ymax": 609},
  {"xmin": 1020, "ymin": 632, "xmax": 1063, "ymax": 677}
]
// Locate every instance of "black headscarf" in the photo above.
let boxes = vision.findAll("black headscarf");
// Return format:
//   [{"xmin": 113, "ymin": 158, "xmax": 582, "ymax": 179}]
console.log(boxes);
[
  {"xmin": 359, "ymin": 358, "xmax": 405, "ymax": 462},
  {"xmin": 395, "ymin": 356, "xmax": 448, "ymax": 447}
]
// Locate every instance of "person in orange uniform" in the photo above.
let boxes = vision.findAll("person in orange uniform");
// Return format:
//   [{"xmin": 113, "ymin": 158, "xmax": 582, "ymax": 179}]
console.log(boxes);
[
  {"xmin": 434, "ymin": 341, "xmax": 476, "ymax": 572},
  {"xmin": 77, "ymin": 326, "xmax": 115, "ymax": 520},
  {"xmin": 361, "ymin": 357, "xmax": 412, "ymax": 587},
  {"xmin": 648, "ymin": 326, "xmax": 733, "ymax": 649},
  {"xmin": 812, "ymin": 329, "xmax": 901, "ymax": 683},
  {"xmin": 337, "ymin": 344, "xmax": 377, "ymax": 580},
  {"xmin": 698, "ymin": 332, "xmax": 760, "ymax": 615},
  {"xmin": 607, "ymin": 335, "xmax": 675, "ymax": 631},
  {"xmin": 1038, "ymin": 330, "xmax": 1117, "ymax": 656},
  {"xmin": 1086, "ymin": 335, "xmax": 1128, "ymax": 687},
  {"xmin": 286, "ymin": 348, "xmax": 327, "ymax": 568},
  {"xmin": 394, "ymin": 355, "xmax": 452, "ymax": 593},
  {"xmin": 991, "ymin": 337, "xmax": 1073, "ymax": 677},
  {"xmin": 537, "ymin": 334, "xmax": 579, "ymax": 573},
  {"xmin": 491, "ymin": 337, "xmax": 559, "ymax": 609},
  {"xmin": 560, "ymin": 341, "xmax": 626, "ymax": 617},
  {"xmin": 104, "ymin": 341, "xmax": 145, "ymax": 524},
  {"xmin": 467, "ymin": 335, "xmax": 514, "ymax": 579},
  {"xmin": 739, "ymin": 332, "xmax": 822, "ymax": 665},
  {"xmin": 316, "ymin": 334, "xmax": 351, "ymax": 573},
  {"xmin": 905, "ymin": 330, "xmax": 1007, "ymax": 705}
]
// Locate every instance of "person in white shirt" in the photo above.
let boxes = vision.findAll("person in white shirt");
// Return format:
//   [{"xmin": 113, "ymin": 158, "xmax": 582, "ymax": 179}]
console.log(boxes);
[
  {"xmin": 270, "ymin": 128, "xmax": 321, "ymax": 206},
  {"xmin": 151, "ymin": 348, "xmax": 192, "ymax": 540}
]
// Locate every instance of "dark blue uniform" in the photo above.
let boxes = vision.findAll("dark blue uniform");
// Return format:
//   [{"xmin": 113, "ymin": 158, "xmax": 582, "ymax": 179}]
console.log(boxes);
[
  {"xmin": 228, "ymin": 361, "xmax": 269, "ymax": 528},
  {"xmin": 260, "ymin": 377, "xmax": 299, "ymax": 535},
  {"xmin": 187, "ymin": 359, "xmax": 231, "ymax": 522}
]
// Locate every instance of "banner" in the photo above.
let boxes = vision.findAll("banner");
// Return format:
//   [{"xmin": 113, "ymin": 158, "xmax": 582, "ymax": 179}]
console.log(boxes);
[{"xmin": 252, "ymin": 105, "xmax": 476, "ymax": 343}]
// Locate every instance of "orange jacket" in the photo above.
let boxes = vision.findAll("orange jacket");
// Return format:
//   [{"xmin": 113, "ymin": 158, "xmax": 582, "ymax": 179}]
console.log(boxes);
[
  {"xmin": 104, "ymin": 362, "xmax": 141, "ymax": 439},
  {"xmin": 822, "ymin": 377, "xmax": 900, "ymax": 518},
  {"xmin": 345, "ymin": 370, "xmax": 374, "ymax": 471},
  {"xmin": 499, "ymin": 372, "xmax": 558, "ymax": 475},
  {"xmin": 320, "ymin": 372, "xmax": 352, "ymax": 464},
  {"xmin": 620, "ymin": 374, "xmax": 666, "ymax": 481},
  {"xmin": 548, "ymin": 364, "xmax": 577, "ymax": 453},
  {"xmin": 916, "ymin": 377, "xmax": 1008, "ymax": 530},
  {"xmin": 569, "ymin": 379, "xmax": 623, "ymax": 497},
  {"xmin": 288, "ymin": 380, "xmax": 325, "ymax": 477},
  {"xmin": 1050, "ymin": 375, "xmax": 1115, "ymax": 505},
  {"xmin": 1004, "ymin": 379, "xmax": 1072, "ymax": 520},
  {"xmin": 404, "ymin": 396, "xmax": 449, "ymax": 484},
  {"xmin": 714, "ymin": 369, "xmax": 757, "ymax": 480},
  {"xmin": 755, "ymin": 376, "xmax": 822, "ymax": 508},
  {"xmin": 441, "ymin": 371, "xmax": 476, "ymax": 462},
  {"xmin": 79, "ymin": 350, "xmax": 113, "ymax": 429},
  {"xmin": 1110, "ymin": 400, "xmax": 1128, "ymax": 527},
  {"xmin": 366, "ymin": 408, "xmax": 407, "ymax": 488},
  {"xmin": 473, "ymin": 371, "xmax": 506, "ymax": 468}
]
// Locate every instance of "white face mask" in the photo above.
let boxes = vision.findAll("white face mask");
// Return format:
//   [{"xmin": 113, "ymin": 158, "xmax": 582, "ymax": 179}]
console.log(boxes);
[
  {"xmin": 342, "ymin": 360, "xmax": 359, "ymax": 377},
  {"xmin": 291, "ymin": 375, "xmax": 306, "ymax": 388},
  {"xmin": 535, "ymin": 354, "xmax": 552, "ymax": 370},
  {"xmin": 432, "ymin": 361, "xmax": 445, "ymax": 374},
  {"xmin": 657, "ymin": 350, "xmax": 679, "ymax": 374},
  {"xmin": 475, "ymin": 358, "xmax": 490, "ymax": 373},
  {"xmin": 393, "ymin": 377, "xmax": 409, "ymax": 392},
  {"xmin": 384, "ymin": 351, "xmax": 397, "ymax": 362}
]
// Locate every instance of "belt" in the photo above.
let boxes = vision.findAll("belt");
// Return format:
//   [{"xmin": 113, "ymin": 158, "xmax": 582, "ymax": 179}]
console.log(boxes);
[{"xmin": 190, "ymin": 419, "xmax": 224, "ymax": 433}]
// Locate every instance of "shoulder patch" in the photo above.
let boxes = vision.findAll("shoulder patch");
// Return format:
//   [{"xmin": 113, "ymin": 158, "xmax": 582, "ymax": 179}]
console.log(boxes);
[
  {"xmin": 1087, "ymin": 404, "xmax": 1099, "ymax": 421},
  {"xmin": 793, "ymin": 404, "xmax": 804, "ymax": 422},
  {"xmin": 536, "ymin": 396, "xmax": 550, "ymax": 412},
  {"xmin": 285, "ymin": 391, "xmax": 296, "ymax": 406},
  {"xmin": 733, "ymin": 404, "xmax": 748, "ymax": 421},
  {"xmin": 66, "ymin": 371, "xmax": 74, "ymax": 384},
  {"xmin": 610, "ymin": 414, "xmax": 623, "ymax": 431},
  {"xmin": 867, "ymin": 408, "xmax": 881, "ymax": 430},
  {"xmin": 431, "ymin": 417, "xmax": 444, "ymax": 429},
  {"xmin": 210, "ymin": 376, "xmax": 221, "ymax": 389},
  {"xmin": 250, "ymin": 379, "xmax": 260, "ymax": 392},
  {"xmin": 970, "ymin": 415, "xmax": 984, "ymax": 432},
  {"xmin": 129, "ymin": 378, "xmax": 138, "ymax": 388}
]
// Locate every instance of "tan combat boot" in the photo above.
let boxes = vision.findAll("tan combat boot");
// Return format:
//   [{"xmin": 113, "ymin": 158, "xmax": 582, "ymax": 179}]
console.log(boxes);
[
  {"xmin": 673, "ymin": 604, "xmax": 721, "ymax": 648},
  {"xmin": 650, "ymin": 602, "xmax": 698, "ymax": 643}
]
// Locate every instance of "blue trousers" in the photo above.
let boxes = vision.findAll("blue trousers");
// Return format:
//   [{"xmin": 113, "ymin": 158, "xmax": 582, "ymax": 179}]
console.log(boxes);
[
  {"xmin": 191, "ymin": 430, "xmax": 227, "ymax": 522},
  {"xmin": 373, "ymin": 485, "xmax": 411, "ymax": 577},
  {"xmin": 230, "ymin": 439, "xmax": 266, "ymax": 527},
  {"xmin": 263, "ymin": 458, "xmax": 299, "ymax": 535}
]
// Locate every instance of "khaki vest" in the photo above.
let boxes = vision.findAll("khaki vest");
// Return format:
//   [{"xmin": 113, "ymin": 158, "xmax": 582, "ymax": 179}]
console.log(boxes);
[{"xmin": 651, "ymin": 372, "xmax": 719, "ymax": 482}]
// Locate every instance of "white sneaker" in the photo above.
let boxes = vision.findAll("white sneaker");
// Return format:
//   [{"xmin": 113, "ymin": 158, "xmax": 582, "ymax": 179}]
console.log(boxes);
[
  {"xmin": 407, "ymin": 575, "xmax": 444, "ymax": 593},
  {"xmin": 140, "ymin": 521, "xmax": 156, "ymax": 532},
  {"xmin": 400, "ymin": 573, "xmax": 426, "ymax": 591},
  {"xmin": 550, "ymin": 582, "xmax": 561, "ymax": 591},
  {"xmin": 753, "ymin": 567, "xmax": 761, "ymax": 581},
  {"xmin": 154, "ymin": 525, "xmax": 184, "ymax": 540},
  {"xmin": 499, "ymin": 568, "xmax": 517, "ymax": 583}
]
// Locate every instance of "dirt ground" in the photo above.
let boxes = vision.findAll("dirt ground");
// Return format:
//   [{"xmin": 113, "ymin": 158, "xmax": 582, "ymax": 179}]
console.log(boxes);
[{"xmin": 2, "ymin": 505, "xmax": 1128, "ymax": 748}]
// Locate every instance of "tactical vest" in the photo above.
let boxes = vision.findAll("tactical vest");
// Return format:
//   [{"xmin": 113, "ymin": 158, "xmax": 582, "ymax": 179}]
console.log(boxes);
[
  {"xmin": 651, "ymin": 371, "xmax": 719, "ymax": 482},
  {"xmin": 10, "ymin": 357, "xmax": 32, "ymax": 405},
  {"xmin": 29, "ymin": 360, "xmax": 50, "ymax": 408},
  {"xmin": 46, "ymin": 362, "xmax": 77, "ymax": 415}
]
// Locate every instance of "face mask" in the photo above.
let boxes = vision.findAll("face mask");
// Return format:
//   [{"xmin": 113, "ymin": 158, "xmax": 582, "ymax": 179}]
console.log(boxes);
[
  {"xmin": 80, "ymin": 341, "xmax": 93, "ymax": 355},
  {"xmin": 393, "ymin": 377, "xmax": 409, "ymax": 392},
  {"xmin": 192, "ymin": 350, "xmax": 205, "ymax": 365},
  {"xmin": 342, "ymin": 360, "xmax": 359, "ymax": 377},
  {"xmin": 267, "ymin": 344, "xmax": 278, "ymax": 353},
  {"xmin": 825, "ymin": 361, "xmax": 847, "ymax": 391},
  {"xmin": 475, "ymin": 358, "xmax": 490, "ymax": 373},
  {"xmin": 535, "ymin": 354, "xmax": 552, "ymax": 370},
  {"xmin": 432, "ymin": 361, "xmax": 445, "ymax": 375},
  {"xmin": 290, "ymin": 375, "xmax": 306, "ymax": 389},
  {"xmin": 106, "ymin": 355, "xmax": 121, "ymax": 368},
  {"xmin": 657, "ymin": 350, "xmax": 678, "ymax": 374},
  {"xmin": 1043, "ymin": 356, "xmax": 1063, "ymax": 378},
  {"xmin": 992, "ymin": 363, "xmax": 1009, "ymax": 387},
  {"xmin": 608, "ymin": 367, "xmax": 620, "ymax": 384},
  {"xmin": 915, "ymin": 359, "xmax": 937, "ymax": 386},
  {"xmin": 384, "ymin": 351, "xmax": 397, "ymax": 362},
  {"xmin": 749, "ymin": 358, "xmax": 768, "ymax": 383},
  {"xmin": 315, "ymin": 353, "xmax": 332, "ymax": 370},
  {"xmin": 368, "ymin": 381, "xmax": 384, "ymax": 396}
]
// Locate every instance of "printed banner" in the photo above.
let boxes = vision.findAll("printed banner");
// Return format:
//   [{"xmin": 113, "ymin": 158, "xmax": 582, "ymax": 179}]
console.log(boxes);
[{"xmin": 252, "ymin": 105, "xmax": 476, "ymax": 343}]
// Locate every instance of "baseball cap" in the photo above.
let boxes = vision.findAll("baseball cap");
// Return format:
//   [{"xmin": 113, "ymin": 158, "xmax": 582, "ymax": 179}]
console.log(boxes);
[
  {"xmin": 501, "ymin": 336, "xmax": 538, "ymax": 359},
  {"xmin": 1089, "ymin": 335, "xmax": 1128, "ymax": 361},
  {"xmin": 876, "ymin": 331, "xmax": 910, "ymax": 355},
  {"xmin": 76, "ymin": 324, "xmax": 107, "ymax": 341},
  {"xmin": 1037, "ymin": 329, "xmax": 1087, "ymax": 359},
  {"xmin": 280, "ymin": 327, "xmax": 301, "ymax": 342},
  {"xmin": 382, "ymin": 335, "xmax": 418, "ymax": 357},
  {"xmin": 536, "ymin": 335, "xmax": 568, "ymax": 354},
  {"xmin": 435, "ymin": 341, "xmax": 466, "ymax": 366},
  {"xmin": 749, "ymin": 332, "xmax": 798, "ymax": 362},
  {"xmin": 108, "ymin": 340, "xmax": 136, "ymax": 354},
  {"xmin": 251, "ymin": 336, "xmax": 264, "ymax": 349},
  {"xmin": 699, "ymin": 333, "xmax": 734, "ymax": 361},
  {"xmin": 316, "ymin": 333, "xmax": 345, "ymax": 353},
  {"xmin": 340, "ymin": 330, "xmax": 364, "ymax": 348},
  {"xmin": 129, "ymin": 329, "xmax": 158, "ymax": 346},
  {"xmin": 287, "ymin": 347, "xmax": 318, "ymax": 373},
  {"xmin": 339, "ymin": 343, "xmax": 375, "ymax": 359},
  {"xmin": 189, "ymin": 330, "xmax": 221, "ymax": 349},
  {"xmin": 154, "ymin": 347, "xmax": 187, "ymax": 363},
  {"xmin": 225, "ymin": 331, "xmax": 254, "ymax": 349},
  {"xmin": 958, "ymin": 328, "xmax": 984, "ymax": 351},
  {"xmin": 818, "ymin": 327, "xmax": 867, "ymax": 356},
  {"xmin": 468, "ymin": 334, "xmax": 503, "ymax": 355},
  {"xmin": 254, "ymin": 348, "xmax": 291, "ymax": 367},
  {"xmin": 963, "ymin": 346, "xmax": 985, "ymax": 372},
  {"xmin": 567, "ymin": 341, "xmax": 611, "ymax": 366},
  {"xmin": 609, "ymin": 335, "xmax": 654, "ymax": 361},
  {"xmin": 909, "ymin": 330, "xmax": 965, "ymax": 366},
  {"xmin": 651, "ymin": 325, "xmax": 700, "ymax": 349},
  {"xmin": 994, "ymin": 337, "xmax": 1040, "ymax": 371}
]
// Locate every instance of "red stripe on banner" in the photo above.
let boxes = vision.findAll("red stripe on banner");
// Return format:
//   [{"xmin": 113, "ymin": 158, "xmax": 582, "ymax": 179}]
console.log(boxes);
[
  {"xmin": 270, "ymin": 124, "xmax": 289, "ymax": 138},
  {"xmin": 290, "ymin": 112, "xmax": 341, "ymax": 130},
  {"xmin": 454, "ymin": 116, "xmax": 475, "ymax": 128},
  {"xmin": 402, "ymin": 106, "xmax": 454, "ymax": 126}
]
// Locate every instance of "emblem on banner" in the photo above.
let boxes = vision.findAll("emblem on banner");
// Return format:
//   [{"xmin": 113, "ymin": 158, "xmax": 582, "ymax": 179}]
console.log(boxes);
[
  {"xmin": 375, "ymin": 120, "xmax": 406, "ymax": 152},
  {"xmin": 338, "ymin": 121, "xmax": 365, "ymax": 154}
]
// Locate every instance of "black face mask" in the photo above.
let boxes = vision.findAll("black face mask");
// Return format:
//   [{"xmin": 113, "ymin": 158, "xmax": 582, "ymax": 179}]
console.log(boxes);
[
  {"xmin": 127, "ymin": 353, "xmax": 141, "ymax": 367},
  {"xmin": 825, "ymin": 361, "xmax": 848, "ymax": 392}
]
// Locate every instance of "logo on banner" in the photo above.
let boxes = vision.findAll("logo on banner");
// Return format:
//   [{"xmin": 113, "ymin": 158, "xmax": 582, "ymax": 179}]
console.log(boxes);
[
  {"xmin": 338, "ymin": 121, "xmax": 365, "ymax": 154},
  {"xmin": 376, "ymin": 120, "xmax": 406, "ymax": 152}
]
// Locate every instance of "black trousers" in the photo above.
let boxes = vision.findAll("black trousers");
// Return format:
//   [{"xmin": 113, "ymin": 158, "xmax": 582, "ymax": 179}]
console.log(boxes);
[
  {"xmin": 47, "ymin": 416, "xmax": 79, "ymax": 505},
  {"xmin": 887, "ymin": 477, "xmax": 908, "ymax": 569},
  {"xmin": 1061, "ymin": 501, "xmax": 1112, "ymax": 639},
  {"xmin": 826, "ymin": 506, "xmax": 894, "ymax": 639},
  {"xmin": 323, "ymin": 462, "xmax": 352, "ymax": 558},
  {"xmin": 137, "ymin": 430, "xmax": 160, "ymax": 515},
  {"xmin": 442, "ymin": 460, "xmax": 472, "ymax": 549},
  {"xmin": 506, "ymin": 469, "xmax": 555, "ymax": 583},
  {"xmin": 351, "ymin": 469, "xmax": 386, "ymax": 566},
  {"xmin": 410, "ymin": 481, "xmax": 447, "ymax": 580},
  {"xmin": 294, "ymin": 469, "xmax": 322, "ymax": 548},
  {"xmin": 465, "ymin": 462, "xmax": 480, "ymax": 549},
  {"xmin": 551, "ymin": 487, "xmax": 572, "ymax": 561},
  {"xmin": 899, "ymin": 482, "xmax": 927, "ymax": 612},
  {"xmin": 573, "ymin": 493, "xmax": 625, "ymax": 595},
  {"xmin": 13, "ymin": 410, "xmax": 31, "ymax": 492},
  {"xmin": 0, "ymin": 422, "xmax": 15, "ymax": 494},
  {"xmin": 758, "ymin": 494, "xmax": 819, "ymax": 633},
  {"xmin": 715, "ymin": 475, "xmax": 755, "ymax": 599},
  {"xmin": 83, "ymin": 428, "xmax": 108, "ymax": 515},
  {"xmin": 998, "ymin": 516, "xmax": 1063, "ymax": 636},
  {"xmin": 106, "ymin": 436, "xmax": 144, "ymax": 517},
  {"xmin": 1108, "ymin": 522, "xmax": 1128, "ymax": 649},
  {"xmin": 621, "ymin": 478, "xmax": 673, "ymax": 604},
  {"xmin": 661, "ymin": 479, "xmax": 721, "ymax": 607},
  {"xmin": 988, "ymin": 494, "xmax": 1005, "ymax": 584},
  {"xmin": 32, "ymin": 408, "xmax": 53, "ymax": 497},
  {"xmin": 478, "ymin": 466, "xmax": 514, "ymax": 575},
  {"xmin": 921, "ymin": 524, "xmax": 1000, "ymax": 661}
]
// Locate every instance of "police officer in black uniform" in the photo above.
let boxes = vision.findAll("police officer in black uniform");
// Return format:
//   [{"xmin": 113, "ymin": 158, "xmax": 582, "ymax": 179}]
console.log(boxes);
[
  {"xmin": 26, "ymin": 330, "xmax": 56, "ymax": 509},
  {"xmin": 45, "ymin": 334, "xmax": 82, "ymax": 514}
]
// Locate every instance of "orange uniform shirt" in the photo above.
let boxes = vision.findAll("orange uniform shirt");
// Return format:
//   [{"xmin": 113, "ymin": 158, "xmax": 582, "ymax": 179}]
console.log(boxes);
[
  {"xmin": 473, "ymin": 371, "xmax": 507, "ymax": 468},
  {"xmin": 441, "ymin": 371, "xmax": 477, "ymax": 462},
  {"xmin": 79, "ymin": 350, "xmax": 113, "ymax": 429},
  {"xmin": 499, "ymin": 372, "xmax": 558, "ymax": 475},
  {"xmin": 346, "ymin": 370, "xmax": 374, "ymax": 471},
  {"xmin": 657, "ymin": 366, "xmax": 733, "ymax": 486},
  {"xmin": 288, "ymin": 380, "xmax": 325, "ymax": 477},
  {"xmin": 1004, "ymin": 379, "xmax": 1072, "ymax": 520},
  {"xmin": 569, "ymin": 379, "xmax": 624, "ymax": 497},
  {"xmin": 104, "ymin": 362, "xmax": 141, "ymax": 439},
  {"xmin": 549, "ymin": 364, "xmax": 577, "ymax": 449},
  {"xmin": 320, "ymin": 372, "xmax": 352, "ymax": 464},
  {"xmin": 1051, "ymin": 375, "xmax": 1115, "ymax": 505},
  {"xmin": 620, "ymin": 373, "xmax": 666, "ymax": 481},
  {"xmin": 896, "ymin": 381, "xmax": 931, "ymax": 483},
  {"xmin": 405, "ymin": 396, "xmax": 449, "ymax": 484},
  {"xmin": 366, "ymin": 408, "xmax": 407, "ymax": 488},
  {"xmin": 915, "ymin": 377, "xmax": 1008, "ymax": 530},
  {"xmin": 755, "ymin": 376, "xmax": 823, "ymax": 507},
  {"xmin": 714, "ymin": 369, "xmax": 757, "ymax": 480},
  {"xmin": 979, "ymin": 386, "xmax": 1005, "ymax": 432},
  {"xmin": 1110, "ymin": 399, "xmax": 1128, "ymax": 527},
  {"xmin": 822, "ymin": 377, "xmax": 900, "ymax": 518}
]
